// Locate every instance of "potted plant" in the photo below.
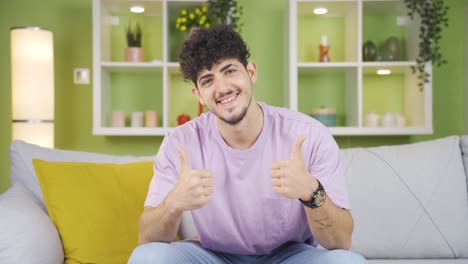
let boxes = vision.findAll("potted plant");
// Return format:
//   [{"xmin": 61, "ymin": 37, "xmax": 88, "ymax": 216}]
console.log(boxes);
[
  {"xmin": 174, "ymin": 0, "xmax": 243, "ymax": 35},
  {"xmin": 207, "ymin": 0, "xmax": 243, "ymax": 32},
  {"xmin": 175, "ymin": 5, "xmax": 211, "ymax": 38},
  {"xmin": 404, "ymin": 0, "xmax": 449, "ymax": 91},
  {"xmin": 125, "ymin": 22, "xmax": 143, "ymax": 62}
]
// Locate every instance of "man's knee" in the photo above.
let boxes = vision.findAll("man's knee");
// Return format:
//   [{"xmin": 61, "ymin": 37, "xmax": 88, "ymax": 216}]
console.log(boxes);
[
  {"xmin": 128, "ymin": 242, "xmax": 179, "ymax": 264},
  {"xmin": 321, "ymin": 249, "xmax": 367, "ymax": 264}
]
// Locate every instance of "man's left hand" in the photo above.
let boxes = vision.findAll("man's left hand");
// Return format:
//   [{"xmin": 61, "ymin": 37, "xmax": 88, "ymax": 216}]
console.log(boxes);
[{"xmin": 270, "ymin": 135, "xmax": 318, "ymax": 201}]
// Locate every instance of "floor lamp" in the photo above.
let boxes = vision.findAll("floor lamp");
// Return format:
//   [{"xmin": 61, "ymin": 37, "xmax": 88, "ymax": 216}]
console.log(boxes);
[{"xmin": 10, "ymin": 27, "xmax": 54, "ymax": 148}]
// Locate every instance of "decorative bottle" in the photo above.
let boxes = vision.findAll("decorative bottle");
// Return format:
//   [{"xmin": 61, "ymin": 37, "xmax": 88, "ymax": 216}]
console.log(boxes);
[{"xmin": 319, "ymin": 35, "xmax": 330, "ymax": 62}]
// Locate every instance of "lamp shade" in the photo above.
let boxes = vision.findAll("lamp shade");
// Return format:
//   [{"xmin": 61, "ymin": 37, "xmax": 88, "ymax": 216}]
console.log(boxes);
[{"xmin": 11, "ymin": 27, "xmax": 54, "ymax": 148}]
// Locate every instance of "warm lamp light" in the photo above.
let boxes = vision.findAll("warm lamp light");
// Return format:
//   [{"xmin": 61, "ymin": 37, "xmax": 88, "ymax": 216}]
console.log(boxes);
[
  {"xmin": 11, "ymin": 27, "xmax": 54, "ymax": 148},
  {"xmin": 377, "ymin": 69, "xmax": 391, "ymax": 75},
  {"xmin": 130, "ymin": 6, "xmax": 145, "ymax": 13},
  {"xmin": 313, "ymin": 8, "xmax": 328, "ymax": 15}
]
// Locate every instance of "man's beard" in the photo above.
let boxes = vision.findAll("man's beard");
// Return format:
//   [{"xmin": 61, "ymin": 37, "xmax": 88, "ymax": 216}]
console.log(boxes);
[
  {"xmin": 219, "ymin": 105, "xmax": 249, "ymax": 125},
  {"xmin": 213, "ymin": 92, "xmax": 253, "ymax": 126}
]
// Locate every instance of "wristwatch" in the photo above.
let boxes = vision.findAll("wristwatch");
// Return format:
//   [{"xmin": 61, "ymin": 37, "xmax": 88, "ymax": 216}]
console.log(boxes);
[{"xmin": 299, "ymin": 180, "xmax": 326, "ymax": 209}]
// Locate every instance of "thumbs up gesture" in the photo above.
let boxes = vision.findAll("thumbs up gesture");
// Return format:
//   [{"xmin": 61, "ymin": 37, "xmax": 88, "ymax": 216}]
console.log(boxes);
[
  {"xmin": 169, "ymin": 146, "xmax": 213, "ymax": 212},
  {"xmin": 270, "ymin": 135, "xmax": 318, "ymax": 201}
]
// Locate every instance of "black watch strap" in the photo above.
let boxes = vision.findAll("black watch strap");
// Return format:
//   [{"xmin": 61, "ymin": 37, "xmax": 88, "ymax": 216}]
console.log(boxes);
[{"xmin": 299, "ymin": 180, "xmax": 326, "ymax": 209}]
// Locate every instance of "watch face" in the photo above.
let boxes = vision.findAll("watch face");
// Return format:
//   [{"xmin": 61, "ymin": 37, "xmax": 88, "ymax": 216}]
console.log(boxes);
[{"xmin": 314, "ymin": 190, "xmax": 326, "ymax": 207}]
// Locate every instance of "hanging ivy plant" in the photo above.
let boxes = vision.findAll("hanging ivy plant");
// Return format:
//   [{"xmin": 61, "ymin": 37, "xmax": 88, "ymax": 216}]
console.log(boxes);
[{"xmin": 404, "ymin": 0, "xmax": 449, "ymax": 91}]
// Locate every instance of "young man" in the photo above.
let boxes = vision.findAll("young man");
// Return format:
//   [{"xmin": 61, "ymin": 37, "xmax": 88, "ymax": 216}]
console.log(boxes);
[{"xmin": 129, "ymin": 25, "xmax": 366, "ymax": 263}]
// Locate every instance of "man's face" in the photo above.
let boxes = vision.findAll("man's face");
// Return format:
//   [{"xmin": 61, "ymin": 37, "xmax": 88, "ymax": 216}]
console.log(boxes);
[{"xmin": 193, "ymin": 58, "xmax": 257, "ymax": 125}]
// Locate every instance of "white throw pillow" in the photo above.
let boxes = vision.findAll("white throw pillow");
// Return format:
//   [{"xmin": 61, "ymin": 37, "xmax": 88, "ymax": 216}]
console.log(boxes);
[
  {"xmin": 342, "ymin": 136, "xmax": 468, "ymax": 258},
  {"xmin": 0, "ymin": 185, "xmax": 63, "ymax": 264}
]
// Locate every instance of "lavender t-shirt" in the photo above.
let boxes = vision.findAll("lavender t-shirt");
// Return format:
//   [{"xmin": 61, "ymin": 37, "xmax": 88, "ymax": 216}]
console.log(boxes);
[{"xmin": 144, "ymin": 102, "xmax": 350, "ymax": 255}]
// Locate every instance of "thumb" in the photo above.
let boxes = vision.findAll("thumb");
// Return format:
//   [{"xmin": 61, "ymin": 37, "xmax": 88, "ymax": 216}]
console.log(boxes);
[
  {"xmin": 177, "ymin": 146, "xmax": 190, "ymax": 173},
  {"xmin": 291, "ymin": 134, "xmax": 307, "ymax": 160}
]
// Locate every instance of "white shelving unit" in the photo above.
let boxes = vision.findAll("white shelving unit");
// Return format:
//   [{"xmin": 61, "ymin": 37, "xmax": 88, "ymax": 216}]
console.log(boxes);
[
  {"xmin": 289, "ymin": 0, "xmax": 433, "ymax": 135},
  {"xmin": 92, "ymin": 0, "xmax": 205, "ymax": 136},
  {"xmin": 92, "ymin": 0, "xmax": 433, "ymax": 136}
]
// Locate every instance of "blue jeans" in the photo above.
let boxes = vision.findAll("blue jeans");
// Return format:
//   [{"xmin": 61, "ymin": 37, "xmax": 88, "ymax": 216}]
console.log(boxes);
[{"xmin": 128, "ymin": 241, "xmax": 367, "ymax": 264}]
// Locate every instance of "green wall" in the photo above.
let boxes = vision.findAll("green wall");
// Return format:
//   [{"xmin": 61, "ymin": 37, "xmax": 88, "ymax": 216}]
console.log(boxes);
[{"xmin": 1, "ymin": 0, "xmax": 467, "ymax": 193}]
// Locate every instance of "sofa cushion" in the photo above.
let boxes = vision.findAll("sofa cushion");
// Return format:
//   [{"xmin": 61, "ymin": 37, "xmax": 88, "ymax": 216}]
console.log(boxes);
[
  {"xmin": 9, "ymin": 140, "xmax": 199, "ymax": 241},
  {"xmin": 33, "ymin": 159, "xmax": 153, "ymax": 264},
  {"xmin": 0, "ymin": 184, "xmax": 63, "ymax": 264},
  {"xmin": 10, "ymin": 140, "xmax": 155, "ymax": 208},
  {"xmin": 342, "ymin": 136, "xmax": 468, "ymax": 258},
  {"xmin": 460, "ymin": 136, "xmax": 468, "ymax": 193}
]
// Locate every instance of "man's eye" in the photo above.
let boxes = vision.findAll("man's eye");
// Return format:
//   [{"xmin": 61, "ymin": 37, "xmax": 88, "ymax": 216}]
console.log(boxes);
[
  {"xmin": 226, "ymin": 69, "xmax": 235, "ymax": 74},
  {"xmin": 202, "ymin": 79, "xmax": 212, "ymax": 86}
]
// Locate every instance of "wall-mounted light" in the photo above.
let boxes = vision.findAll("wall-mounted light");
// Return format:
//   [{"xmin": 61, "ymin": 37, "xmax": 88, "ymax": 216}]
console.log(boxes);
[
  {"xmin": 313, "ymin": 8, "xmax": 328, "ymax": 15},
  {"xmin": 10, "ymin": 27, "xmax": 54, "ymax": 148},
  {"xmin": 377, "ymin": 69, "xmax": 391, "ymax": 75},
  {"xmin": 130, "ymin": 6, "xmax": 145, "ymax": 13}
]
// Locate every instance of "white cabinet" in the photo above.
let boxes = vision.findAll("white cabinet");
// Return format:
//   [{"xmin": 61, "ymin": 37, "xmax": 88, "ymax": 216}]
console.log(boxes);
[
  {"xmin": 92, "ymin": 0, "xmax": 204, "ymax": 136},
  {"xmin": 289, "ymin": 0, "xmax": 432, "ymax": 135}
]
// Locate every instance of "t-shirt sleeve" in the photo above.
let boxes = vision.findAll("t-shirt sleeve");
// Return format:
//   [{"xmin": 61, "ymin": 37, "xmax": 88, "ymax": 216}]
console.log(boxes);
[
  {"xmin": 308, "ymin": 125, "xmax": 350, "ymax": 209},
  {"xmin": 144, "ymin": 133, "xmax": 179, "ymax": 207}
]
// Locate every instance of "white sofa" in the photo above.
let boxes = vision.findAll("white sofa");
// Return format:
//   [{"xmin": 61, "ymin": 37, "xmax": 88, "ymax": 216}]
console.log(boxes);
[{"xmin": 1, "ymin": 136, "xmax": 468, "ymax": 263}]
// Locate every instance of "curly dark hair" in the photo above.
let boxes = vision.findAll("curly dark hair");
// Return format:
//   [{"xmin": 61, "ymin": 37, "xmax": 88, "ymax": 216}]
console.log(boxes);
[{"xmin": 179, "ymin": 25, "xmax": 250, "ymax": 86}]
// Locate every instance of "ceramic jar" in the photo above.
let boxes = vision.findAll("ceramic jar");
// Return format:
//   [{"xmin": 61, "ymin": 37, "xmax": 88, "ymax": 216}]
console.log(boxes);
[
  {"xmin": 310, "ymin": 106, "xmax": 336, "ymax": 126},
  {"xmin": 131, "ymin": 112, "xmax": 144, "ymax": 127},
  {"xmin": 394, "ymin": 112, "xmax": 406, "ymax": 127},
  {"xmin": 364, "ymin": 110, "xmax": 380, "ymax": 127},
  {"xmin": 381, "ymin": 112, "xmax": 396, "ymax": 127},
  {"xmin": 112, "ymin": 111, "xmax": 125, "ymax": 127},
  {"xmin": 145, "ymin": 111, "xmax": 158, "ymax": 127}
]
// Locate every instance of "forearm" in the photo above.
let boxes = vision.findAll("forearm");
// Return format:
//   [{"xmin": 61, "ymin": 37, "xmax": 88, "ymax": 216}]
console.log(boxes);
[
  {"xmin": 138, "ymin": 197, "xmax": 183, "ymax": 245},
  {"xmin": 304, "ymin": 197, "xmax": 353, "ymax": 250}
]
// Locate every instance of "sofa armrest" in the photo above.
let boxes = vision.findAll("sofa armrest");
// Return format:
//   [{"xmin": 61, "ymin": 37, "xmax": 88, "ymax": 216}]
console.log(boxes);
[{"xmin": 0, "ymin": 184, "xmax": 63, "ymax": 264}]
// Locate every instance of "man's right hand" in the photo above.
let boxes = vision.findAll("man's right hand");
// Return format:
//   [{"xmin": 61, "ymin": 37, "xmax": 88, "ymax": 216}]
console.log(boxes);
[{"xmin": 167, "ymin": 146, "xmax": 213, "ymax": 212}]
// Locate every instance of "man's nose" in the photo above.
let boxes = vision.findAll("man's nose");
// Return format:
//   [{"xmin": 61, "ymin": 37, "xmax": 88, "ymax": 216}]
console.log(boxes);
[{"xmin": 214, "ymin": 76, "xmax": 232, "ymax": 94}]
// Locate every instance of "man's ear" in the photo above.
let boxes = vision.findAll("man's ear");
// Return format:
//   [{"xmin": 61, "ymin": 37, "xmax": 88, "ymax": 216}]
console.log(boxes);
[
  {"xmin": 192, "ymin": 87, "xmax": 205, "ymax": 105},
  {"xmin": 246, "ymin": 61, "xmax": 257, "ymax": 84}
]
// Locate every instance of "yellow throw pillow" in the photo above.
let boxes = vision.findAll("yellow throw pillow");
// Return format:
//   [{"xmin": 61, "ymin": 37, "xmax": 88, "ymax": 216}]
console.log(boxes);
[{"xmin": 33, "ymin": 159, "xmax": 153, "ymax": 264}]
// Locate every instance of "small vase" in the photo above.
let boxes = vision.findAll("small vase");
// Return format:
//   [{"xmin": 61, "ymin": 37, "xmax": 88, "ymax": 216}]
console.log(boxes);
[
  {"xmin": 124, "ymin": 47, "xmax": 143, "ymax": 62},
  {"xmin": 384, "ymin": 36, "xmax": 400, "ymax": 61},
  {"xmin": 362, "ymin": 41, "xmax": 377, "ymax": 61}
]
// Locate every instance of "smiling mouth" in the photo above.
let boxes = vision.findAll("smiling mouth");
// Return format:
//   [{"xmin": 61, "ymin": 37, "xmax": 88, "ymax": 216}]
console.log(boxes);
[{"xmin": 217, "ymin": 92, "xmax": 239, "ymax": 106}]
